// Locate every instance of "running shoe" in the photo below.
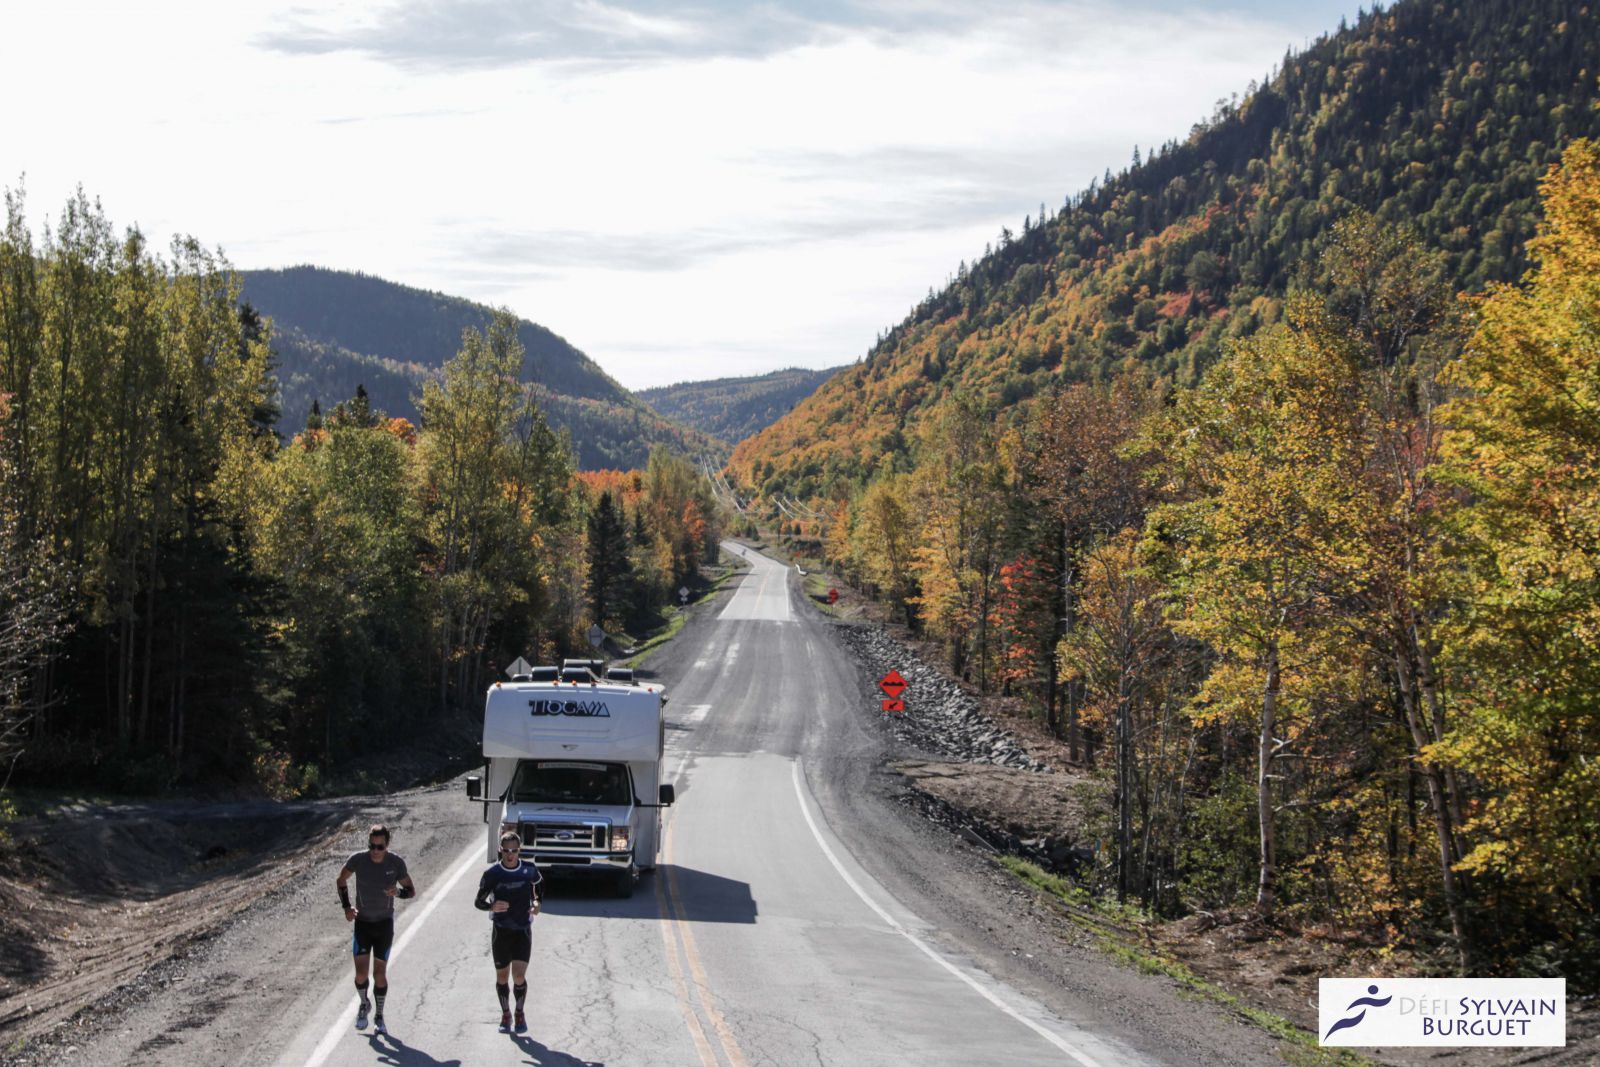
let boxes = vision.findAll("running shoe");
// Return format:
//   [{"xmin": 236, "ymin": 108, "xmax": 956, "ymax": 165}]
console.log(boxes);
[
  {"xmin": 498, "ymin": 1010, "xmax": 512, "ymax": 1034},
  {"xmin": 355, "ymin": 1004, "xmax": 370, "ymax": 1031},
  {"xmin": 514, "ymin": 1011, "xmax": 528, "ymax": 1035},
  {"xmin": 373, "ymin": 1015, "xmax": 387, "ymax": 1035}
]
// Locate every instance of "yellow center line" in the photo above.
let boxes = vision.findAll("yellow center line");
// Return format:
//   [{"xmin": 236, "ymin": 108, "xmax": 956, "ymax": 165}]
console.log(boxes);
[
  {"xmin": 655, "ymin": 860, "xmax": 718, "ymax": 1067},
  {"xmin": 663, "ymin": 814, "xmax": 751, "ymax": 1067}
]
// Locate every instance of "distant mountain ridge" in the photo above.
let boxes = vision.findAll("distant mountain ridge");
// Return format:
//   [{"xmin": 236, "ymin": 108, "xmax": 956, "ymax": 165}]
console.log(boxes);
[
  {"xmin": 729, "ymin": 0, "xmax": 1600, "ymax": 499},
  {"xmin": 241, "ymin": 266, "xmax": 719, "ymax": 469},
  {"xmin": 637, "ymin": 366, "xmax": 847, "ymax": 445}
]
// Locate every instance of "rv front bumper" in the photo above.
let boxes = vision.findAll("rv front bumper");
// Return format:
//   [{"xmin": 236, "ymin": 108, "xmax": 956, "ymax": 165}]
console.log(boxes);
[{"xmin": 529, "ymin": 851, "xmax": 633, "ymax": 875}]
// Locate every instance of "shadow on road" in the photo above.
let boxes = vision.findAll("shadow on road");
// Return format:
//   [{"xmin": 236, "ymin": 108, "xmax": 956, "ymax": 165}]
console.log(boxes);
[
  {"xmin": 367, "ymin": 1031, "xmax": 462, "ymax": 1065},
  {"xmin": 535, "ymin": 865, "xmax": 757, "ymax": 924},
  {"xmin": 661, "ymin": 863, "xmax": 758, "ymax": 924},
  {"xmin": 510, "ymin": 1032, "xmax": 602, "ymax": 1065}
]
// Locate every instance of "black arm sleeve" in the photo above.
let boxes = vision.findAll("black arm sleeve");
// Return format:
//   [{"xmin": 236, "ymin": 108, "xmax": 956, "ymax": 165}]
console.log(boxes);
[{"xmin": 473, "ymin": 869, "xmax": 495, "ymax": 911}]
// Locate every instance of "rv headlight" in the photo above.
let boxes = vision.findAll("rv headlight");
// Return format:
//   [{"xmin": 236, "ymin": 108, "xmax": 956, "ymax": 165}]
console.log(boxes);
[{"xmin": 610, "ymin": 826, "xmax": 631, "ymax": 853}]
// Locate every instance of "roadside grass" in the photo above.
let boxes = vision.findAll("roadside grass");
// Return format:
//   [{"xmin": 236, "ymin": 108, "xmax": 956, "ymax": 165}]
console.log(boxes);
[
  {"xmin": 802, "ymin": 571, "xmax": 840, "ymax": 613},
  {"xmin": 622, "ymin": 550, "xmax": 747, "ymax": 671},
  {"xmin": 996, "ymin": 856, "xmax": 1372, "ymax": 1067}
]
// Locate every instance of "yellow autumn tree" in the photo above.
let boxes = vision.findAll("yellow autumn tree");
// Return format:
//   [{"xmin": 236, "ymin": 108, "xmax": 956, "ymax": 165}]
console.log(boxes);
[
  {"xmin": 1439, "ymin": 140, "xmax": 1600, "ymax": 975},
  {"xmin": 850, "ymin": 474, "xmax": 918, "ymax": 626},
  {"xmin": 1145, "ymin": 320, "xmax": 1372, "ymax": 918}
]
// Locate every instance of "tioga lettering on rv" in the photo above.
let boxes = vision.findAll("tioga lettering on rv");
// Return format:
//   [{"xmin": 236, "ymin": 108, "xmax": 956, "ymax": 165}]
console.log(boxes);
[{"xmin": 528, "ymin": 699, "xmax": 611, "ymax": 718}]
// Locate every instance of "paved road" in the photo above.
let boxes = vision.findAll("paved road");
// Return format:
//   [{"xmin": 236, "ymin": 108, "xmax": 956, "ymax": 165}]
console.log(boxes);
[{"xmin": 267, "ymin": 545, "xmax": 1152, "ymax": 1067}]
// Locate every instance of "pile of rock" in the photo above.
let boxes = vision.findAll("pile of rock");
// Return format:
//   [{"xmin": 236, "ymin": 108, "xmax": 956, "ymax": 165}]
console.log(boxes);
[{"xmin": 833, "ymin": 624, "xmax": 1048, "ymax": 773}]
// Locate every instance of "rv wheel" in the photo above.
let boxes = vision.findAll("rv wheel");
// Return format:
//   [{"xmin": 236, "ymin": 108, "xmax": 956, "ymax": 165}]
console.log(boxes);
[{"xmin": 615, "ymin": 866, "xmax": 637, "ymax": 899}]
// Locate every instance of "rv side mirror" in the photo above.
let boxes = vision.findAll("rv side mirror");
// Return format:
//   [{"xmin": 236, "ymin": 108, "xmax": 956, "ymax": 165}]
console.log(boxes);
[
  {"xmin": 658, "ymin": 783, "xmax": 675, "ymax": 807},
  {"xmin": 466, "ymin": 775, "xmax": 482, "ymax": 800}
]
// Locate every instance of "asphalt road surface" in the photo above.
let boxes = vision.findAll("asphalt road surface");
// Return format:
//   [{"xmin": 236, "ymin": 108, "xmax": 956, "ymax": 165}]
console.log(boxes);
[
  {"xmin": 266, "ymin": 546, "xmax": 1133, "ymax": 1067},
  {"xmin": 31, "ymin": 543, "xmax": 1291, "ymax": 1066}
]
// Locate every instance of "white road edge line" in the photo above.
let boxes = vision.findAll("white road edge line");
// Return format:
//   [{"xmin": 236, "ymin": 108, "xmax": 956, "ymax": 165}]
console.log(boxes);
[
  {"xmin": 789, "ymin": 759, "xmax": 1107, "ymax": 1067},
  {"xmin": 302, "ymin": 834, "xmax": 487, "ymax": 1067}
]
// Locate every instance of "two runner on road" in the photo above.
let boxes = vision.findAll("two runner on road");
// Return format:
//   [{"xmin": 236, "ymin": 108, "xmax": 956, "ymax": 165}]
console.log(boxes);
[{"xmin": 337, "ymin": 824, "xmax": 542, "ymax": 1037}]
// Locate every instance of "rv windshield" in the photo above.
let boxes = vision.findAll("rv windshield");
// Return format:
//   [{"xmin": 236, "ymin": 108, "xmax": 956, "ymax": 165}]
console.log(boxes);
[{"xmin": 512, "ymin": 761, "xmax": 632, "ymax": 805}]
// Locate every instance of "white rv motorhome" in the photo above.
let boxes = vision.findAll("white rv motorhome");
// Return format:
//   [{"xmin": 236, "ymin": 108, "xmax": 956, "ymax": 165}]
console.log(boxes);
[{"xmin": 467, "ymin": 671, "xmax": 674, "ymax": 898}]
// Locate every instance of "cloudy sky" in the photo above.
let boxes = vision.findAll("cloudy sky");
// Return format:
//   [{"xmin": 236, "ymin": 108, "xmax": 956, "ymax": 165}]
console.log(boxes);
[{"xmin": 2, "ymin": 1, "xmax": 1358, "ymax": 389}]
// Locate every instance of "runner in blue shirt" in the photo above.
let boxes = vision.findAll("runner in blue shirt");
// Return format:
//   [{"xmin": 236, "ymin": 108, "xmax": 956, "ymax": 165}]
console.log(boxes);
[{"xmin": 473, "ymin": 829, "xmax": 542, "ymax": 1034}]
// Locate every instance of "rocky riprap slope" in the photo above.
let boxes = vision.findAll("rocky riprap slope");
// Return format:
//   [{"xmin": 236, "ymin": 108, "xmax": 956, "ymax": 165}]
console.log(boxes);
[{"xmin": 833, "ymin": 624, "xmax": 1047, "ymax": 773}]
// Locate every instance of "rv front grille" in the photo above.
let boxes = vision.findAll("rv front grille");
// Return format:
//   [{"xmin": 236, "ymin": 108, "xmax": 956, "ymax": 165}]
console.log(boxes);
[{"xmin": 522, "ymin": 821, "xmax": 607, "ymax": 851}]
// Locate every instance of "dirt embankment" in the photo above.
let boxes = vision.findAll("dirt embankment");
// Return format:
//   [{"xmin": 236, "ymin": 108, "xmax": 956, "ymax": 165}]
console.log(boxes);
[{"xmin": 0, "ymin": 800, "xmax": 354, "ymax": 1048}]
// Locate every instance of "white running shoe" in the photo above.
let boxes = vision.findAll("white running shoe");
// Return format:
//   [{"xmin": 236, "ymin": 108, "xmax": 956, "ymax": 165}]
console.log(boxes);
[{"xmin": 355, "ymin": 1004, "xmax": 370, "ymax": 1031}]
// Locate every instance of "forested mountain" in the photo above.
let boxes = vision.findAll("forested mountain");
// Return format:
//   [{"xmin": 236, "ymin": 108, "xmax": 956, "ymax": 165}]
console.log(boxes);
[
  {"xmin": 637, "ymin": 366, "xmax": 846, "ymax": 444},
  {"xmin": 242, "ymin": 266, "xmax": 719, "ymax": 469},
  {"xmin": 717, "ymin": 0, "xmax": 1600, "ymax": 982},
  {"xmin": 729, "ymin": 0, "xmax": 1600, "ymax": 498}
]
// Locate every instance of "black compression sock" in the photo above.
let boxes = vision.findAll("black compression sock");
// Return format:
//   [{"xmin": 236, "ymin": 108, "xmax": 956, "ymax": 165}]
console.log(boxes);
[
  {"xmin": 514, "ymin": 982, "xmax": 527, "ymax": 1011},
  {"xmin": 356, "ymin": 979, "xmax": 370, "ymax": 1006},
  {"xmin": 496, "ymin": 982, "xmax": 510, "ymax": 1012},
  {"xmin": 374, "ymin": 984, "xmax": 387, "ymax": 1015}
]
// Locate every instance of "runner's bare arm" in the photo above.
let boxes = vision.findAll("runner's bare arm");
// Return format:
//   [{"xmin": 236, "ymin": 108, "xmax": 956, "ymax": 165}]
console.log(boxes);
[{"xmin": 397, "ymin": 875, "xmax": 416, "ymax": 899}]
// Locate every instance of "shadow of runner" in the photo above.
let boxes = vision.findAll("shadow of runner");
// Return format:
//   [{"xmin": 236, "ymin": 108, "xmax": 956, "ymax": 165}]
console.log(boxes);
[
  {"xmin": 509, "ymin": 1032, "xmax": 602, "ymax": 1065},
  {"xmin": 367, "ymin": 1031, "xmax": 463, "ymax": 1066}
]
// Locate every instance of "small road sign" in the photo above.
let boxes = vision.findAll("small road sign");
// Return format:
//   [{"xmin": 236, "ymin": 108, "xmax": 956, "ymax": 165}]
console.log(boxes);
[
  {"xmin": 881, "ymin": 699, "xmax": 905, "ymax": 713},
  {"xmin": 828, "ymin": 587, "xmax": 839, "ymax": 604},
  {"xmin": 879, "ymin": 670, "xmax": 908, "ymax": 699},
  {"xmin": 679, "ymin": 585, "xmax": 689, "ymax": 605},
  {"xmin": 587, "ymin": 624, "xmax": 606, "ymax": 648},
  {"xmin": 506, "ymin": 656, "xmax": 534, "ymax": 678}
]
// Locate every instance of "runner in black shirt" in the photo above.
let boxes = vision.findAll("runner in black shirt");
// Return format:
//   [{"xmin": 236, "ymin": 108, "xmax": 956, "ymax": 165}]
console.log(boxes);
[
  {"xmin": 337, "ymin": 824, "xmax": 417, "ymax": 1034},
  {"xmin": 473, "ymin": 829, "xmax": 542, "ymax": 1034}
]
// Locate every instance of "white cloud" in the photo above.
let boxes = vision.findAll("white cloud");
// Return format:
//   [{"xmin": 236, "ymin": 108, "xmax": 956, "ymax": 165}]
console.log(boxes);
[{"xmin": 1, "ymin": 0, "xmax": 1358, "ymax": 390}]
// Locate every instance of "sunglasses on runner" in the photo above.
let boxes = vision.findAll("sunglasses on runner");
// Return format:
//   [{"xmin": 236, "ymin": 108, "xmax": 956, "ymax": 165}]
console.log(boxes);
[{"xmin": 368, "ymin": 841, "xmax": 387, "ymax": 851}]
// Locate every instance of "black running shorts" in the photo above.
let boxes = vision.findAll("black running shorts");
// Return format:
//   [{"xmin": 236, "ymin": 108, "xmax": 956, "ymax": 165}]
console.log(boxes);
[
  {"xmin": 351, "ymin": 917, "xmax": 395, "ymax": 961},
  {"xmin": 491, "ymin": 926, "xmax": 532, "ymax": 968}
]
